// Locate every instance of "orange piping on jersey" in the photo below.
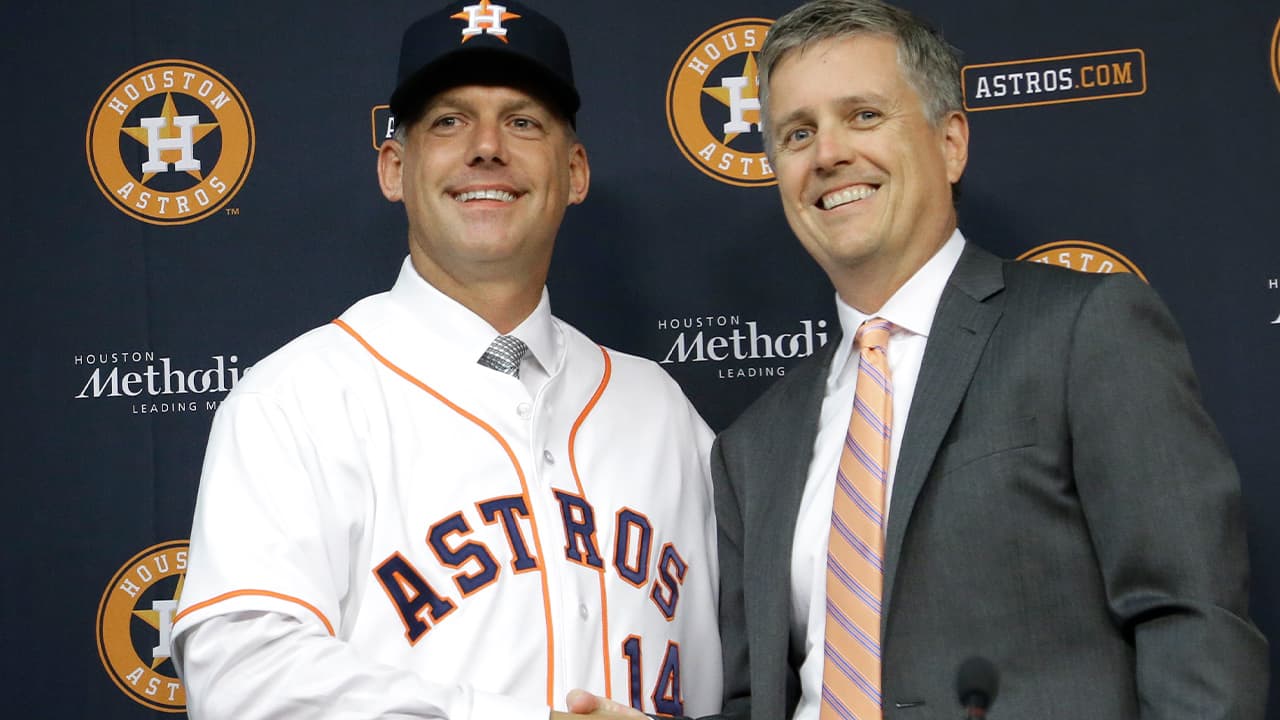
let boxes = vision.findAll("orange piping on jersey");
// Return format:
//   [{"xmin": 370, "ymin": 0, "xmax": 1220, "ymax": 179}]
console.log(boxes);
[
  {"xmin": 331, "ymin": 317, "xmax": 558, "ymax": 706},
  {"xmin": 567, "ymin": 345, "xmax": 614, "ymax": 697},
  {"xmin": 173, "ymin": 589, "xmax": 335, "ymax": 636}
]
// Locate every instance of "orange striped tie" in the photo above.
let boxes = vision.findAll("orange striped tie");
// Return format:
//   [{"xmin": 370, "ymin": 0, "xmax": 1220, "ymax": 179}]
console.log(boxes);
[{"xmin": 820, "ymin": 318, "xmax": 892, "ymax": 720}]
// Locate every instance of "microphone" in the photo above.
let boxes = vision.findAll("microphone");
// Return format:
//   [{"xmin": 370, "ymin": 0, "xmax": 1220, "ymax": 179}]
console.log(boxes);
[{"xmin": 956, "ymin": 656, "xmax": 999, "ymax": 718}]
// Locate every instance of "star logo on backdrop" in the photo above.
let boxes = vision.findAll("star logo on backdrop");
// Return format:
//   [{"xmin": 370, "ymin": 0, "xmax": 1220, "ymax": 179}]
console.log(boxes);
[
  {"xmin": 1017, "ymin": 240, "xmax": 1147, "ymax": 281},
  {"xmin": 666, "ymin": 19, "xmax": 775, "ymax": 187},
  {"xmin": 96, "ymin": 540, "xmax": 190, "ymax": 711},
  {"xmin": 1271, "ymin": 18, "xmax": 1280, "ymax": 94},
  {"xmin": 131, "ymin": 573, "xmax": 186, "ymax": 670},
  {"xmin": 86, "ymin": 59, "xmax": 255, "ymax": 225},
  {"xmin": 453, "ymin": 0, "xmax": 521, "ymax": 43},
  {"xmin": 120, "ymin": 94, "xmax": 219, "ymax": 184},
  {"xmin": 701, "ymin": 52, "xmax": 762, "ymax": 145}
]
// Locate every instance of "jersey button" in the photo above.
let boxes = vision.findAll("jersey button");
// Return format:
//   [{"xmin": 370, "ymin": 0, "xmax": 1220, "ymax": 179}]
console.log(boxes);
[
  {"xmin": 543, "ymin": 450, "xmax": 555, "ymax": 464},
  {"xmin": 578, "ymin": 603, "xmax": 589, "ymax": 620},
  {"xmin": 516, "ymin": 402, "xmax": 532, "ymax": 419}
]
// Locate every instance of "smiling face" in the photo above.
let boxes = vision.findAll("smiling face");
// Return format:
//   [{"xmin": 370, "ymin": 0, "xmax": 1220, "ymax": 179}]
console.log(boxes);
[
  {"xmin": 766, "ymin": 34, "xmax": 968, "ymax": 312},
  {"xmin": 378, "ymin": 84, "xmax": 589, "ymax": 299}
]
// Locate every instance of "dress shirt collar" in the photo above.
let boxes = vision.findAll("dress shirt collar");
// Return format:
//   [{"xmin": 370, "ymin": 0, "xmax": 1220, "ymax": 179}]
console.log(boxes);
[
  {"xmin": 506, "ymin": 287, "xmax": 559, "ymax": 377},
  {"xmin": 387, "ymin": 256, "xmax": 561, "ymax": 376},
  {"xmin": 828, "ymin": 229, "xmax": 966, "ymax": 387}
]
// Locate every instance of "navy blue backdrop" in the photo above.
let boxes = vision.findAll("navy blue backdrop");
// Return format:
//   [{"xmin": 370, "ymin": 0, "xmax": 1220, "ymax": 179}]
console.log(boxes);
[{"xmin": 3, "ymin": 1, "xmax": 1277, "ymax": 716}]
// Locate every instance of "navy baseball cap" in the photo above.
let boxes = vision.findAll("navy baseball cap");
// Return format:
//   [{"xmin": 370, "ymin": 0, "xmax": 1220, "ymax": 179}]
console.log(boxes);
[{"xmin": 390, "ymin": 1, "xmax": 580, "ymax": 128}]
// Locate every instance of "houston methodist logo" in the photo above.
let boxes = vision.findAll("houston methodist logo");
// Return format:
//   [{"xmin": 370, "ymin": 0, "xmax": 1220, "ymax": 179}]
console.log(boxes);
[
  {"xmin": 453, "ymin": 1, "xmax": 519, "ymax": 42},
  {"xmin": 658, "ymin": 313, "xmax": 830, "ymax": 381},
  {"xmin": 1017, "ymin": 240, "xmax": 1147, "ymax": 281},
  {"xmin": 666, "ymin": 19, "xmax": 775, "ymax": 187},
  {"xmin": 87, "ymin": 60, "xmax": 255, "ymax": 225},
  {"xmin": 96, "ymin": 541, "xmax": 189, "ymax": 712},
  {"xmin": 73, "ymin": 349, "xmax": 247, "ymax": 416}
]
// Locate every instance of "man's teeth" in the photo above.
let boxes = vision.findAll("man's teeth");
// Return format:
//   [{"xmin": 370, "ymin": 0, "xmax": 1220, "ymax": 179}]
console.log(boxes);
[
  {"xmin": 454, "ymin": 189, "xmax": 516, "ymax": 202},
  {"xmin": 821, "ymin": 186, "xmax": 876, "ymax": 210}
]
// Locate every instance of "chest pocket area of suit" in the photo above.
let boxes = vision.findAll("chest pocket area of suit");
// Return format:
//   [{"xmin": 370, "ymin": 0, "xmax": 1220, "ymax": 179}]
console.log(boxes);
[{"xmin": 933, "ymin": 416, "xmax": 1037, "ymax": 478}]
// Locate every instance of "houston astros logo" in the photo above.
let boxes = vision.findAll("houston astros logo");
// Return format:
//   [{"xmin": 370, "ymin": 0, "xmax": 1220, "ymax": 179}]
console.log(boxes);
[
  {"xmin": 1271, "ymin": 18, "xmax": 1280, "ymax": 94},
  {"xmin": 666, "ymin": 19, "xmax": 775, "ymax": 187},
  {"xmin": 86, "ymin": 60, "xmax": 254, "ymax": 225},
  {"xmin": 96, "ymin": 541, "xmax": 189, "ymax": 712},
  {"xmin": 453, "ymin": 1, "xmax": 519, "ymax": 43},
  {"xmin": 1017, "ymin": 240, "xmax": 1147, "ymax": 281}
]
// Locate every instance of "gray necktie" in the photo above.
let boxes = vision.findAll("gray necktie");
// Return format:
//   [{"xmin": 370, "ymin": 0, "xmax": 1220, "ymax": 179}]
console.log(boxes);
[{"xmin": 477, "ymin": 335, "xmax": 528, "ymax": 378}]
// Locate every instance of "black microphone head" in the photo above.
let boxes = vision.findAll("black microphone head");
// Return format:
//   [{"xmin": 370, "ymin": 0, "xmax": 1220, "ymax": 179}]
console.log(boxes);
[{"xmin": 956, "ymin": 656, "xmax": 999, "ymax": 710}]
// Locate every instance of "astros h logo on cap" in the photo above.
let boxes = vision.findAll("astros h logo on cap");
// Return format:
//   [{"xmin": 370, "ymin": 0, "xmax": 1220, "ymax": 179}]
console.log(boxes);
[
  {"xmin": 389, "ymin": 1, "xmax": 579, "ymax": 128},
  {"xmin": 452, "ymin": 0, "xmax": 520, "ymax": 43}
]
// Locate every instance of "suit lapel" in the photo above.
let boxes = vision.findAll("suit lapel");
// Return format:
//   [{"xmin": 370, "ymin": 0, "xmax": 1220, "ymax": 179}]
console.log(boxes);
[
  {"xmin": 881, "ymin": 243, "xmax": 1006, "ymax": 614},
  {"xmin": 755, "ymin": 329, "xmax": 841, "ymax": 665},
  {"xmin": 764, "ymin": 330, "xmax": 842, "ymax": 550}
]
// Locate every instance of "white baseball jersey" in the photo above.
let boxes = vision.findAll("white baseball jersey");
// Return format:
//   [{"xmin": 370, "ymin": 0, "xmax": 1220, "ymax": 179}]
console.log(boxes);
[{"xmin": 173, "ymin": 259, "xmax": 722, "ymax": 720}]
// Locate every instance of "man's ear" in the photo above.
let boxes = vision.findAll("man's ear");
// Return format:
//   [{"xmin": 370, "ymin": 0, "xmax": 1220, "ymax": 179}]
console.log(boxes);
[
  {"xmin": 941, "ymin": 110, "xmax": 969, "ymax": 184},
  {"xmin": 377, "ymin": 138, "xmax": 406, "ymax": 202},
  {"xmin": 566, "ymin": 142, "xmax": 590, "ymax": 206}
]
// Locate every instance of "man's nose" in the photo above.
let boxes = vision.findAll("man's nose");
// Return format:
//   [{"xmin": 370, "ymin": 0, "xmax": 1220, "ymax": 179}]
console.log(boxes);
[
  {"xmin": 813, "ymin": 126, "xmax": 855, "ymax": 174},
  {"xmin": 467, "ymin": 119, "xmax": 508, "ymax": 165}
]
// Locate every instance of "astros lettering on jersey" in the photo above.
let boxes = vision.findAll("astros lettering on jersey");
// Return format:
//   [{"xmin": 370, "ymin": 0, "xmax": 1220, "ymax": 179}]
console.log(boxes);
[{"xmin": 172, "ymin": 260, "xmax": 722, "ymax": 718}]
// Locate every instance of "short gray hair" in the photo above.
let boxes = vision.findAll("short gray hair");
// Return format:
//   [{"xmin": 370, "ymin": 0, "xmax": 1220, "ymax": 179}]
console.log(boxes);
[{"xmin": 759, "ymin": 0, "xmax": 962, "ymax": 128}]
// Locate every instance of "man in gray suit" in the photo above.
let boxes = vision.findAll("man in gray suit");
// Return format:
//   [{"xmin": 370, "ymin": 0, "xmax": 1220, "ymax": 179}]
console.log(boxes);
[{"xmin": 571, "ymin": 0, "xmax": 1268, "ymax": 718}]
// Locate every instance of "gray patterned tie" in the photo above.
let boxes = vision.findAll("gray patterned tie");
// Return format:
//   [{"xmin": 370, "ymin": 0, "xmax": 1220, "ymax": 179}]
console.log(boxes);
[{"xmin": 477, "ymin": 335, "xmax": 528, "ymax": 378}]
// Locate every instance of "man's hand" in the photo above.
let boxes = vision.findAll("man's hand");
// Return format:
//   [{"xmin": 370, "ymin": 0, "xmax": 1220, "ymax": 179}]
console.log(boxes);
[{"xmin": 549, "ymin": 689, "xmax": 647, "ymax": 718}]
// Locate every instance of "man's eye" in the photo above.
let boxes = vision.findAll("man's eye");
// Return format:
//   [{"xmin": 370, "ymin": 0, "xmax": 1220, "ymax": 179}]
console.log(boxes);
[
  {"xmin": 433, "ymin": 116, "xmax": 459, "ymax": 128},
  {"xmin": 787, "ymin": 128, "xmax": 813, "ymax": 144},
  {"xmin": 856, "ymin": 110, "xmax": 880, "ymax": 122},
  {"xmin": 511, "ymin": 117, "xmax": 540, "ymax": 130}
]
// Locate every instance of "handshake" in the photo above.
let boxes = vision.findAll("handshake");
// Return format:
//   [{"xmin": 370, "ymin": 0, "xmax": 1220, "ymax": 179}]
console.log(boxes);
[{"xmin": 551, "ymin": 690, "xmax": 650, "ymax": 720}]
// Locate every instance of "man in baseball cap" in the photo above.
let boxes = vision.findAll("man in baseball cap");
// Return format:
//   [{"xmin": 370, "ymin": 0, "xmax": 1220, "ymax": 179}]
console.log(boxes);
[
  {"xmin": 390, "ymin": 0, "xmax": 580, "ymax": 128},
  {"xmin": 173, "ymin": 3, "xmax": 724, "ymax": 719}
]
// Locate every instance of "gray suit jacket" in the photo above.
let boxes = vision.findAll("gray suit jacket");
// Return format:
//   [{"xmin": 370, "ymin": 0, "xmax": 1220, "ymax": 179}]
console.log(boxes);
[{"xmin": 711, "ymin": 243, "xmax": 1269, "ymax": 719}]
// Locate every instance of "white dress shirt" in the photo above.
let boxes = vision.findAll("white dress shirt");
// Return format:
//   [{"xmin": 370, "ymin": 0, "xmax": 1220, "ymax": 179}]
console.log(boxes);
[
  {"xmin": 421, "ymin": 274, "xmax": 560, "ymax": 398},
  {"xmin": 790, "ymin": 230, "xmax": 966, "ymax": 720}
]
